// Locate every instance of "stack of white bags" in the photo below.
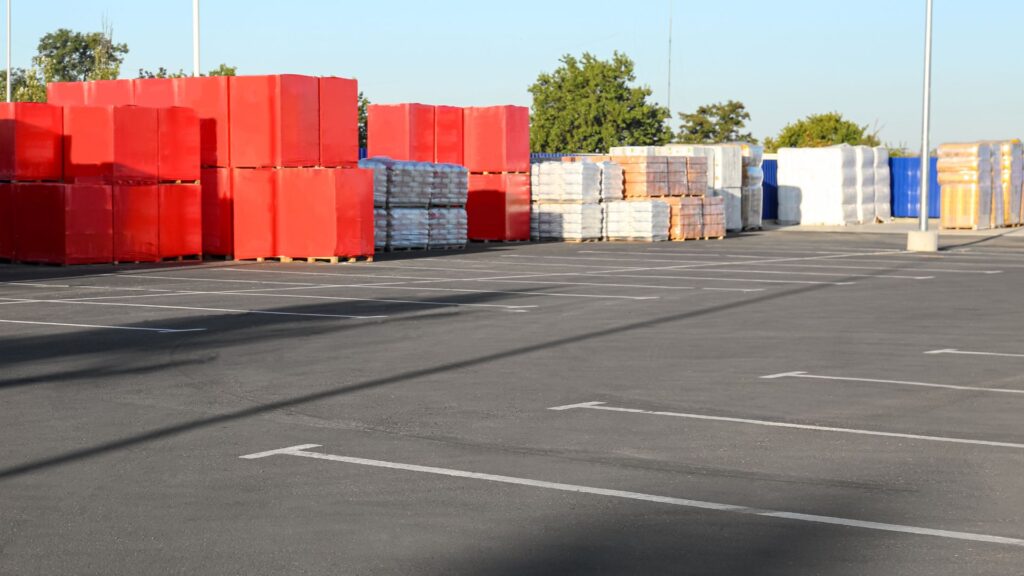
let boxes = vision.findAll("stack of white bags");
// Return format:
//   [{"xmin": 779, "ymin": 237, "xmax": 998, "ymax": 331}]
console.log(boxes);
[
  {"xmin": 428, "ymin": 208, "xmax": 468, "ymax": 249},
  {"xmin": 778, "ymin": 145, "xmax": 892, "ymax": 226},
  {"xmin": 389, "ymin": 208, "xmax": 429, "ymax": 249},
  {"xmin": 530, "ymin": 162, "xmax": 612, "ymax": 241},
  {"xmin": 604, "ymin": 201, "xmax": 670, "ymax": 242}
]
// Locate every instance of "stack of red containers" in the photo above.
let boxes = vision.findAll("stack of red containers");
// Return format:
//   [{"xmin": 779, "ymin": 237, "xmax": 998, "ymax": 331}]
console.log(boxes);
[
  {"xmin": 366, "ymin": 103, "xmax": 530, "ymax": 241},
  {"xmin": 463, "ymin": 106, "xmax": 531, "ymax": 241}
]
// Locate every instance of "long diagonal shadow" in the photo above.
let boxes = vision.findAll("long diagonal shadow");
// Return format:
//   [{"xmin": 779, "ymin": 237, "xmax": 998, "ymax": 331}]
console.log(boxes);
[{"xmin": 0, "ymin": 260, "xmax": 932, "ymax": 482}]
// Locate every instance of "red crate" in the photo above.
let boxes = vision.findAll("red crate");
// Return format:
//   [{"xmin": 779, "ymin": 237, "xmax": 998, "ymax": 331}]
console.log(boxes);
[
  {"xmin": 133, "ymin": 78, "xmax": 176, "ymax": 108},
  {"xmin": 331, "ymin": 168, "xmax": 374, "ymax": 259},
  {"xmin": 229, "ymin": 75, "xmax": 319, "ymax": 168},
  {"xmin": 467, "ymin": 173, "xmax": 531, "ymax": 241},
  {"xmin": 463, "ymin": 106, "xmax": 530, "ymax": 173},
  {"xmin": 14, "ymin": 183, "xmax": 113, "ymax": 265},
  {"xmin": 319, "ymin": 76, "xmax": 359, "ymax": 167},
  {"xmin": 113, "ymin": 185, "xmax": 160, "ymax": 263},
  {"xmin": 158, "ymin": 107, "xmax": 200, "ymax": 182},
  {"xmin": 174, "ymin": 76, "xmax": 231, "ymax": 167},
  {"xmin": 158, "ymin": 184, "xmax": 202, "ymax": 259},
  {"xmin": 46, "ymin": 82, "xmax": 87, "ymax": 106},
  {"xmin": 367, "ymin": 103, "xmax": 435, "ymax": 162},
  {"xmin": 434, "ymin": 106, "xmax": 464, "ymax": 165},
  {"xmin": 231, "ymin": 168, "xmax": 275, "ymax": 260},
  {"xmin": 85, "ymin": 80, "xmax": 135, "ymax": 106},
  {"xmin": 200, "ymin": 168, "xmax": 233, "ymax": 256},
  {"xmin": 275, "ymin": 168, "xmax": 335, "ymax": 258},
  {"xmin": 64, "ymin": 106, "xmax": 159, "ymax": 184},
  {"xmin": 0, "ymin": 103, "xmax": 63, "ymax": 181},
  {"xmin": 0, "ymin": 183, "xmax": 13, "ymax": 259}
]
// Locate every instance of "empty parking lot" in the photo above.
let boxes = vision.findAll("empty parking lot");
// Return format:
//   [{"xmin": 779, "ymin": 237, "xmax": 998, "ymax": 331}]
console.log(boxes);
[{"xmin": 1, "ymin": 230, "xmax": 1023, "ymax": 575}]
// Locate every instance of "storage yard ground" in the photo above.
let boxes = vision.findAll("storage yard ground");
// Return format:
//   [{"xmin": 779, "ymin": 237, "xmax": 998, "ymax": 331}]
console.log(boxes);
[{"xmin": 1, "ymin": 230, "xmax": 1023, "ymax": 575}]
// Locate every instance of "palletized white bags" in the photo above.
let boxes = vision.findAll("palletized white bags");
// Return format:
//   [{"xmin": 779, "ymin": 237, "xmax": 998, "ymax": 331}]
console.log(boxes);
[
  {"xmin": 431, "ymin": 164, "xmax": 469, "ymax": 207},
  {"xmin": 428, "ymin": 208, "xmax": 468, "ymax": 248},
  {"xmin": 777, "ymin": 146, "xmax": 858, "ymax": 226},
  {"xmin": 530, "ymin": 162, "xmax": 602, "ymax": 204},
  {"xmin": 596, "ymin": 162, "xmax": 624, "ymax": 202},
  {"xmin": 873, "ymin": 147, "xmax": 892, "ymax": 221},
  {"xmin": 374, "ymin": 208, "xmax": 389, "ymax": 250},
  {"xmin": 531, "ymin": 203, "xmax": 603, "ymax": 241},
  {"xmin": 603, "ymin": 200, "xmax": 670, "ymax": 242},
  {"xmin": 854, "ymin": 146, "xmax": 877, "ymax": 224},
  {"xmin": 389, "ymin": 208, "xmax": 429, "ymax": 249}
]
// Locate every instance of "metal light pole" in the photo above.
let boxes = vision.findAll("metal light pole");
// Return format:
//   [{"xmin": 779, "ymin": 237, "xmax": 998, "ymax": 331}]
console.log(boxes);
[
  {"xmin": 192, "ymin": 0, "xmax": 200, "ymax": 77},
  {"xmin": 667, "ymin": 0, "xmax": 673, "ymax": 118},
  {"xmin": 6, "ymin": 0, "xmax": 11, "ymax": 103},
  {"xmin": 908, "ymin": 0, "xmax": 938, "ymax": 251}
]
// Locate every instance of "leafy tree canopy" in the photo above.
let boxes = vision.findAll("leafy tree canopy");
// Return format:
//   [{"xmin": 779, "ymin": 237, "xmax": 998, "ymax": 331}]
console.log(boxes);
[
  {"xmin": 358, "ymin": 91, "xmax": 369, "ymax": 149},
  {"xmin": 676, "ymin": 100, "xmax": 755, "ymax": 144},
  {"xmin": 34, "ymin": 27, "xmax": 128, "ymax": 82},
  {"xmin": 764, "ymin": 112, "xmax": 880, "ymax": 152},
  {"xmin": 529, "ymin": 51, "xmax": 671, "ymax": 153}
]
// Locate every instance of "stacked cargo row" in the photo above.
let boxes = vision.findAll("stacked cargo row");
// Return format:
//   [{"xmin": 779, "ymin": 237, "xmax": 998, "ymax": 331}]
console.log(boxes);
[
  {"xmin": 0, "ymin": 101, "xmax": 201, "ymax": 264},
  {"xmin": 367, "ymin": 104, "xmax": 531, "ymax": 242},
  {"xmin": 776, "ymin": 145, "xmax": 893, "ymax": 226},
  {"xmin": 47, "ymin": 75, "xmax": 373, "ymax": 262},
  {"xmin": 937, "ymin": 141, "xmax": 1023, "ymax": 231}
]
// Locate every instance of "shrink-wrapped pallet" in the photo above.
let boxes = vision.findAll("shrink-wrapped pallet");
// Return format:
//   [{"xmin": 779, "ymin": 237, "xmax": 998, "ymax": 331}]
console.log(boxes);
[
  {"xmin": 530, "ymin": 162, "xmax": 602, "ymax": 204},
  {"xmin": 665, "ymin": 197, "xmax": 703, "ymax": 241},
  {"xmin": 687, "ymin": 157, "xmax": 709, "ymax": 196},
  {"xmin": 937, "ymin": 143, "xmax": 992, "ymax": 230},
  {"xmin": 389, "ymin": 208, "xmax": 429, "ymax": 248},
  {"xmin": 360, "ymin": 158, "xmax": 394, "ymax": 207},
  {"xmin": 609, "ymin": 146, "xmax": 661, "ymax": 157},
  {"xmin": 614, "ymin": 156, "xmax": 671, "ymax": 199},
  {"xmin": 389, "ymin": 162, "xmax": 433, "ymax": 207},
  {"xmin": 854, "ymin": 146, "xmax": 877, "ymax": 224},
  {"xmin": 374, "ymin": 208, "xmax": 389, "ymax": 249},
  {"xmin": 741, "ymin": 144, "xmax": 765, "ymax": 230},
  {"xmin": 531, "ymin": 203, "xmax": 603, "ymax": 241},
  {"xmin": 703, "ymin": 196, "xmax": 727, "ymax": 239},
  {"xmin": 777, "ymin": 147, "xmax": 858, "ymax": 226},
  {"xmin": 431, "ymin": 164, "xmax": 469, "ymax": 207},
  {"xmin": 873, "ymin": 147, "xmax": 892, "ymax": 221},
  {"xmin": 604, "ymin": 200, "xmax": 670, "ymax": 242},
  {"xmin": 991, "ymin": 147, "xmax": 1005, "ymax": 229},
  {"xmin": 596, "ymin": 162, "xmax": 624, "ymax": 202},
  {"xmin": 427, "ymin": 208, "xmax": 468, "ymax": 248},
  {"xmin": 998, "ymin": 141, "xmax": 1022, "ymax": 226}
]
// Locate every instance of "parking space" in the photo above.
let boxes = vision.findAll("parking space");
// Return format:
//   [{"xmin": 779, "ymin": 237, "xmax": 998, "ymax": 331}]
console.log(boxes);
[{"xmin": 1, "ymin": 230, "xmax": 1023, "ymax": 574}]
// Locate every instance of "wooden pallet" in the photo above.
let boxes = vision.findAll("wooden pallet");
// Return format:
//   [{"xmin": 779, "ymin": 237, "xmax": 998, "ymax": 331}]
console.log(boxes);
[
  {"xmin": 426, "ymin": 245, "xmax": 467, "ymax": 251},
  {"xmin": 342, "ymin": 255, "xmax": 375, "ymax": 263},
  {"xmin": 161, "ymin": 255, "xmax": 202, "ymax": 263},
  {"xmin": 274, "ymin": 256, "xmax": 340, "ymax": 264}
]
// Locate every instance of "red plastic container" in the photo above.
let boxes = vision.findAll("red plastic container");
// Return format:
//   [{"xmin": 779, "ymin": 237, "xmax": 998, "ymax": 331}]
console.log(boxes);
[
  {"xmin": 46, "ymin": 82, "xmax": 87, "ymax": 106},
  {"xmin": 133, "ymin": 78, "xmax": 176, "ymax": 108},
  {"xmin": 174, "ymin": 76, "xmax": 231, "ymax": 167},
  {"xmin": 63, "ymin": 106, "xmax": 159, "ymax": 184},
  {"xmin": 158, "ymin": 184, "xmax": 202, "ymax": 259},
  {"xmin": 463, "ymin": 106, "xmax": 530, "ymax": 173},
  {"xmin": 367, "ymin": 103, "xmax": 435, "ymax": 162},
  {"xmin": 434, "ymin": 106, "xmax": 464, "ymax": 165},
  {"xmin": 0, "ymin": 103, "xmax": 63, "ymax": 181},
  {"xmin": 85, "ymin": 80, "xmax": 135, "ymax": 106},
  {"xmin": 14, "ymin": 183, "xmax": 113, "ymax": 265},
  {"xmin": 319, "ymin": 76, "xmax": 359, "ymax": 167},
  {"xmin": 229, "ymin": 75, "xmax": 319, "ymax": 168},
  {"xmin": 200, "ymin": 168, "xmax": 233, "ymax": 256},
  {"xmin": 158, "ymin": 107, "xmax": 201, "ymax": 182},
  {"xmin": 0, "ymin": 183, "xmax": 13, "ymax": 259},
  {"xmin": 231, "ymin": 168, "xmax": 275, "ymax": 260},
  {"xmin": 275, "ymin": 168, "xmax": 334, "ymax": 258},
  {"xmin": 332, "ymin": 168, "xmax": 374, "ymax": 259},
  {"xmin": 113, "ymin": 185, "xmax": 160, "ymax": 263},
  {"xmin": 467, "ymin": 173, "xmax": 531, "ymax": 241}
]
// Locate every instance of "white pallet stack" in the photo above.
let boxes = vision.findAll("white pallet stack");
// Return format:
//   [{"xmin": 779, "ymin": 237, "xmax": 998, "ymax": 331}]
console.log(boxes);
[
  {"xmin": 530, "ymin": 162, "xmax": 604, "ymax": 241},
  {"xmin": 428, "ymin": 208, "xmax": 468, "ymax": 249},
  {"xmin": 777, "ymin": 146, "xmax": 858, "ymax": 226},
  {"xmin": 854, "ymin": 146, "xmax": 877, "ymax": 224},
  {"xmin": 873, "ymin": 147, "xmax": 893, "ymax": 221},
  {"xmin": 603, "ymin": 200, "xmax": 670, "ymax": 242}
]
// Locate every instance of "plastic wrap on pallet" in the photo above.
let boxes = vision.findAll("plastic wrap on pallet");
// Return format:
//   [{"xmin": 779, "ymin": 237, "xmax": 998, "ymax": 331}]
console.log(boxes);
[
  {"xmin": 597, "ymin": 162, "xmax": 624, "ymax": 202},
  {"xmin": 998, "ymin": 141, "xmax": 1022, "ymax": 227},
  {"xmin": 777, "ymin": 146, "xmax": 858, "ymax": 226},
  {"xmin": 359, "ymin": 158, "xmax": 394, "ymax": 207},
  {"xmin": 608, "ymin": 146, "xmax": 661, "ymax": 157},
  {"xmin": 853, "ymin": 146, "xmax": 877, "ymax": 224},
  {"xmin": 703, "ymin": 196, "xmax": 727, "ymax": 239},
  {"xmin": 665, "ymin": 197, "xmax": 703, "ymax": 241},
  {"xmin": 389, "ymin": 162, "xmax": 433, "ymax": 207},
  {"xmin": 389, "ymin": 208, "xmax": 429, "ymax": 249},
  {"xmin": 530, "ymin": 162, "xmax": 601, "ymax": 204},
  {"xmin": 531, "ymin": 203, "xmax": 603, "ymax": 241},
  {"xmin": 431, "ymin": 164, "xmax": 468, "ymax": 207},
  {"xmin": 603, "ymin": 200, "xmax": 670, "ymax": 242},
  {"xmin": 937, "ymin": 143, "xmax": 993, "ymax": 231},
  {"xmin": 0, "ymin": 103, "xmax": 64, "ymax": 182},
  {"xmin": 741, "ymin": 187, "xmax": 763, "ymax": 230},
  {"xmin": 873, "ymin": 147, "xmax": 892, "ymax": 221},
  {"xmin": 427, "ymin": 208, "xmax": 468, "ymax": 248},
  {"xmin": 374, "ymin": 208, "xmax": 389, "ymax": 250}
]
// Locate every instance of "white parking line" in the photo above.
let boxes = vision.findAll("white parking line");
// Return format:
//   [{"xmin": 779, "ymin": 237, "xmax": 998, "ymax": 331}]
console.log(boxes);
[
  {"xmin": 926, "ymin": 349, "xmax": 1024, "ymax": 359},
  {"xmin": 0, "ymin": 318, "xmax": 204, "ymax": 334},
  {"xmin": 549, "ymin": 402, "xmax": 1024, "ymax": 450},
  {"xmin": 0, "ymin": 297, "xmax": 387, "ymax": 320},
  {"xmin": 761, "ymin": 371, "xmax": 1024, "ymax": 395},
  {"xmin": 240, "ymin": 444, "xmax": 1024, "ymax": 548}
]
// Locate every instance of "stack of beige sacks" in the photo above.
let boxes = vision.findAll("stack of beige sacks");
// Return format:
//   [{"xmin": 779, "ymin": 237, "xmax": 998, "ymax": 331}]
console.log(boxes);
[{"xmin": 937, "ymin": 141, "xmax": 1023, "ymax": 230}]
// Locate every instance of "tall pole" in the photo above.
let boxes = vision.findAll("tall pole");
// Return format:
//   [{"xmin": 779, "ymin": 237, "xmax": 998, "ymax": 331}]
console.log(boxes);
[
  {"xmin": 192, "ymin": 0, "xmax": 200, "ymax": 77},
  {"xmin": 667, "ymin": 0, "xmax": 673, "ymax": 120},
  {"xmin": 6, "ymin": 0, "xmax": 11, "ymax": 103},
  {"xmin": 919, "ymin": 0, "xmax": 934, "ymax": 232}
]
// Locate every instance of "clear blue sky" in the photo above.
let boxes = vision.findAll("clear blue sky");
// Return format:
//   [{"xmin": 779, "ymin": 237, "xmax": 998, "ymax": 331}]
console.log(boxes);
[{"xmin": 7, "ymin": 0, "xmax": 1022, "ymax": 148}]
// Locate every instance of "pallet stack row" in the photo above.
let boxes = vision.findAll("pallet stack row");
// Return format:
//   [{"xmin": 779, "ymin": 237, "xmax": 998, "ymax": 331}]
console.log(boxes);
[
  {"xmin": 47, "ymin": 75, "xmax": 373, "ymax": 263},
  {"xmin": 0, "ymin": 101, "xmax": 202, "ymax": 265},
  {"xmin": 530, "ymin": 162, "xmax": 608, "ymax": 242},
  {"xmin": 367, "ymin": 103, "xmax": 531, "ymax": 242},
  {"xmin": 937, "ymin": 143, "xmax": 995, "ymax": 231}
]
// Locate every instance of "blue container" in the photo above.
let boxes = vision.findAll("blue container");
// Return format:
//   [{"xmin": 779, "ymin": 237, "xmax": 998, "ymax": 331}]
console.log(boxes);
[
  {"xmin": 761, "ymin": 159, "xmax": 779, "ymax": 220},
  {"xmin": 531, "ymin": 153, "xmax": 570, "ymax": 163},
  {"xmin": 891, "ymin": 157, "xmax": 941, "ymax": 218}
]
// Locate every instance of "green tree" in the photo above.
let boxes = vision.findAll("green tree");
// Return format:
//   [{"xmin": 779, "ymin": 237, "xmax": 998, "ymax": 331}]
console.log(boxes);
[
  {"xmin": 358, "ymin": 91, "xmax": 369, "ymax": 149},
  {"xmin": 763, "ymin": 112, "xmax": 880, "ymax": 152},
  {"xmin": 676, "ymin": 100, "xmax": 755, "ymax": 144},
  {"xmin": 0, "ymin": 68, "xmax": 46, "ymax": 102},
  {"xmin": 138, "ymin": 64, "xmax": 237, "ymax": 79},
  {"xmin": 33, "ymin": 26, "xmax": 128, "ymax": 82},
  {"xmin": 207, "ymin": 64, "xmax": 237, "ymax": 77},
  {"xmin": 529, "ymin": 52, "xmax": 671, "ymax": 153}
]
